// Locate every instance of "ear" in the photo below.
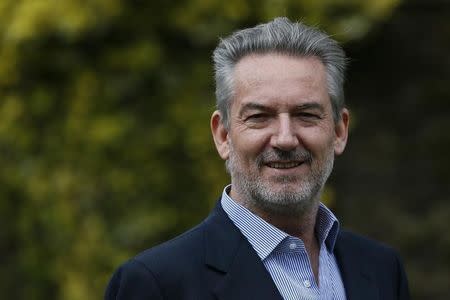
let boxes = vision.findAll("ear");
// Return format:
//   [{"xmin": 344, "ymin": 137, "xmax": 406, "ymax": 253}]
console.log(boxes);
[
  {"xmin": 211, "ymin": 110, "xmax": 230, "ymax": 160},
  {"xmin": 334, "ymin": 108, "xmax": 349, "ymax": 156}
]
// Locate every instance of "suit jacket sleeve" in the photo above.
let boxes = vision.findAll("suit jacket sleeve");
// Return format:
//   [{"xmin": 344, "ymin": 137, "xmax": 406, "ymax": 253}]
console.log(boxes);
[{"xmin": 105, "ymin": 259, "xmax": 164, "ymax": 300}]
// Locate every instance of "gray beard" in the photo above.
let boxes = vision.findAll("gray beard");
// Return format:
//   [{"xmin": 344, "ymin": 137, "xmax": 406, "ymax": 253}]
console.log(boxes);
[{"xmin": 226, "ymin": 147, "xmax": 334, "ymax": 217}]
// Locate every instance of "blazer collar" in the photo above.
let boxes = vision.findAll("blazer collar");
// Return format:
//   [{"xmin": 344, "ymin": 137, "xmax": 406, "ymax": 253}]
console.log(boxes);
[
  {"xmin": 203, "ymin": 201, "xmax": 283, "ymax": 300},
  {"xmin": 335, "ymin": 231, "xmax": 379, "ymax": 300}
]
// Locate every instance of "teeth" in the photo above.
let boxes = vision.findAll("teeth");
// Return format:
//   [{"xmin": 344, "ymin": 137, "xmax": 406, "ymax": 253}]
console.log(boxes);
[{"xmin": 267, "ymin": 161, "xmax": 301, "ymax": 169}]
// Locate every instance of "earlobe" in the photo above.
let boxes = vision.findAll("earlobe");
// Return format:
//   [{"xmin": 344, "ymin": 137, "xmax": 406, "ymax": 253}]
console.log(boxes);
[
  {"xmin": 334, "ymin": 108, "xmax": 350, "ymax": 155},
  {"xmin": 211, "ymin": 111, "xmax": 230, "ymax": 160}
]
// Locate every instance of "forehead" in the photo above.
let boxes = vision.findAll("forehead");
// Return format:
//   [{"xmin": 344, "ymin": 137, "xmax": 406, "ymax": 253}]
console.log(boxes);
[
  {"xmin": 232, "ymin": 53, "xmax": 329, "ymax": 110},
  {"xmin": 234, "ymin": 53, "xmax": 326, "ymax": 78}
]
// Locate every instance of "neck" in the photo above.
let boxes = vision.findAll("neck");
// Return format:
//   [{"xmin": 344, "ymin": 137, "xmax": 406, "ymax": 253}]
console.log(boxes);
[
  {"xmin": 228, "ymin": 185, "xmax": 320, "ymax": 240},
  {"xmin": 248, "ymin": 201, "xmax": 320, "ymax": 241},
  {"xmin": 244, "ymin": 199, "xmax": 321, "ymax": 283},
  {"xmin": 228, "ymin": 187, "xmax": 322, "ymax": 282}
]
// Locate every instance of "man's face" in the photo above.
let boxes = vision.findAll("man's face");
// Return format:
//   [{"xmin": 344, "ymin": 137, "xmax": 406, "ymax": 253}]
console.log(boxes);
[{"xmin": 211, "ymin": 53, "xmax": 348, "ymax": 215}]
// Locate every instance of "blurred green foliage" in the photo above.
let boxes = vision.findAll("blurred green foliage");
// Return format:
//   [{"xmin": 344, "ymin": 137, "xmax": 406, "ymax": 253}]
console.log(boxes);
[{"xmin": 0, "ymin": 0, "xmax": 449, "ymax": 299}]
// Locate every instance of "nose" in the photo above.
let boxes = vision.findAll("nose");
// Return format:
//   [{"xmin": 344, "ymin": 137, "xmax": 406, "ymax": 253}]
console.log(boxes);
[{"xmin": 270, "ymin": 114, "xmax": 299, "ymax": 151}]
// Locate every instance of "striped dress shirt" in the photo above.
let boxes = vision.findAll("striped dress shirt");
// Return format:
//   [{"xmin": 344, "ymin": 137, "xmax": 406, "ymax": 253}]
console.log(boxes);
[{"xmin": 221, "ymin": 186, "xmax": 347, "ymax": 300}]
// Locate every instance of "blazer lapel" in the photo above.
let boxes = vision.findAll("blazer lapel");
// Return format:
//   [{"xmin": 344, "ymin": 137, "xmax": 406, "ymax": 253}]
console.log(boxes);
[
  {"xmin": 203, "ymin": 203, "xmax": 283, "ymax": 300},
  {"xmin": 335, "ymin": 231, "xmax": 379, "ymax": 300}
]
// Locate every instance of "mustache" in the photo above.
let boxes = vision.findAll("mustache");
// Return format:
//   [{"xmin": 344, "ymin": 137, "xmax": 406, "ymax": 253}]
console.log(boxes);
[{"xmin": 256, "ymin": 149, "xmax": 312, "ymax": 167}]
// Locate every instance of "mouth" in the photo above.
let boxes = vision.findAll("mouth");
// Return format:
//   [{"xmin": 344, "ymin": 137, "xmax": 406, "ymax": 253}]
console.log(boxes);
[{"xmin": 265, "ymin": 161, "xmax": 304, "ymax": 169}]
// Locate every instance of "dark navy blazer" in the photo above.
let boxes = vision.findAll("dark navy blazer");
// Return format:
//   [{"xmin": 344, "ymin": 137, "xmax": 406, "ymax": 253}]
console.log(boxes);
[{"xmin": 105, "ymin": 202, "xmax": 410, "ymax": 300}]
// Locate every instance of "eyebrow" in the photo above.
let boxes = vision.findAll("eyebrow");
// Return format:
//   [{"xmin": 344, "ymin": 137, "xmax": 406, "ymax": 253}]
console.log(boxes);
[
  {"xmin": 238, "ymin": 102, "xmax": 274, "ymax": 118},
  {"xmin": 238, "ymin": 101, "xmax": 325, "ymax": 118},
  {"xmin": 294, "ymin": 102, "xmax": 325, "ymax": 113}
]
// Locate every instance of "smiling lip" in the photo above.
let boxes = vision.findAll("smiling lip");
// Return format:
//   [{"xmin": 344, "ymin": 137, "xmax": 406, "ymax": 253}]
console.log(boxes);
[{"xmin": 265, "ymin": 161, "xmax": 304, "ymax": 169}]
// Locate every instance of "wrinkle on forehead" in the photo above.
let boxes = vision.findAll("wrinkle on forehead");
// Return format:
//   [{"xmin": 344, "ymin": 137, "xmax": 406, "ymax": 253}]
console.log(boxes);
[
  {"xmin": 232, "ymin": 53, "xmax": 329, "ymax": 110},
  {"xmin": 234, "ymin": 53, "xmax": 326, "ymax": 88}
]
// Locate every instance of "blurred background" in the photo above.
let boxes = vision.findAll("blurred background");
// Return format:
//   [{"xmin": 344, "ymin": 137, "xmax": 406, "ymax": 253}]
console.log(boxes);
[{"xmin": 0, "ymin": 0, "xmax": 449, "ymax": 299}]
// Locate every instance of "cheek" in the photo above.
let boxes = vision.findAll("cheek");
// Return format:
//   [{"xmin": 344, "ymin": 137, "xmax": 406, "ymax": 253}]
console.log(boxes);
[
  {"xmin": 231, "ymin": 130, "xmax": 270, "ymax": 156},
  {"xmin": 301, "ymin": 128, "xmax": 335, "ymax": 156}
]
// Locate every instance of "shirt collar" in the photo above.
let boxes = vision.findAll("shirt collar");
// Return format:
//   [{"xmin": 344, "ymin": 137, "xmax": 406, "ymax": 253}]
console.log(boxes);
[
  {"xmin": 315, "ymin": 200, "xmax": 340, "ymax": 251},
  {"xmin": 220, "ymin": 185, "xmax": 340, "ymax": 260}
]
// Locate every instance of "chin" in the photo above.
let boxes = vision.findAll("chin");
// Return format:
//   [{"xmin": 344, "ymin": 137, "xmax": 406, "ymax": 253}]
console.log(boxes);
[
  {"xmin": 255, "ymin": 195, "xmax": 317, "ymax": 217},
  {"xmin": 267, "ymin": 178, "xmax": 306, "ymax": 192}
]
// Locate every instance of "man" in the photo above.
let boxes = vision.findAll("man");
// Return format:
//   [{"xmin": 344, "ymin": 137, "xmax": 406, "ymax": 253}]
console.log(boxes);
[{"xmin": 105, "ymin": 17, "xmax": 410, "ymax": 300}]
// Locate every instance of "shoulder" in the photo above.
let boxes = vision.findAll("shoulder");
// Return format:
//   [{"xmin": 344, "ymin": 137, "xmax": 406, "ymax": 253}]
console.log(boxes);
[
  {"xmin": 338, "ymin": 229, "xmax": 399, "ymax": 254},
  {"xmin": 336, "ymin": 229, "xmax": 410, "ymax": 299},
  {"xmin": 105, "ymin": 258, "xmax": 164, "ymax": 299},
  {"xmin": 134, "ymin": 221, "xmax": 206, "ymax": 270},
  {"xmin": 104, "ymin": 220, "xmax": 212, "ymax": 299},
  {"xmin": 337, "ymin": 229, "xmax": 404, "ymax": 265}
]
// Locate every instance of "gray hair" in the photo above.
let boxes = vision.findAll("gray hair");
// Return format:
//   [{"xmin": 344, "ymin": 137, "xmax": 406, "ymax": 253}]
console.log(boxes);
[{"xmin": 213, "ymin": 17, "xmax": 347, "ymax": 128}]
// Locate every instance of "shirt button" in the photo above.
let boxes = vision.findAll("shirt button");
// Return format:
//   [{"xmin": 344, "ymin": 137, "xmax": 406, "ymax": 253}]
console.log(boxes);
[
  {"xmin": 289, "ymin": 243, "xmax": 297, "ymax": 250},
  {"xmin": 303, "ymin": 280, "xmax": 311, "ymax": 288}
]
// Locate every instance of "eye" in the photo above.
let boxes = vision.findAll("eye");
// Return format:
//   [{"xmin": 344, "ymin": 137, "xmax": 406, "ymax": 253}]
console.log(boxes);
[
  {"xmin": 245, "ymin": 113, "xmax": 269, "ymax": 122},
  {"xmin": 296, "ymin": 112, "xmax": 321, "ymax": 119}
]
